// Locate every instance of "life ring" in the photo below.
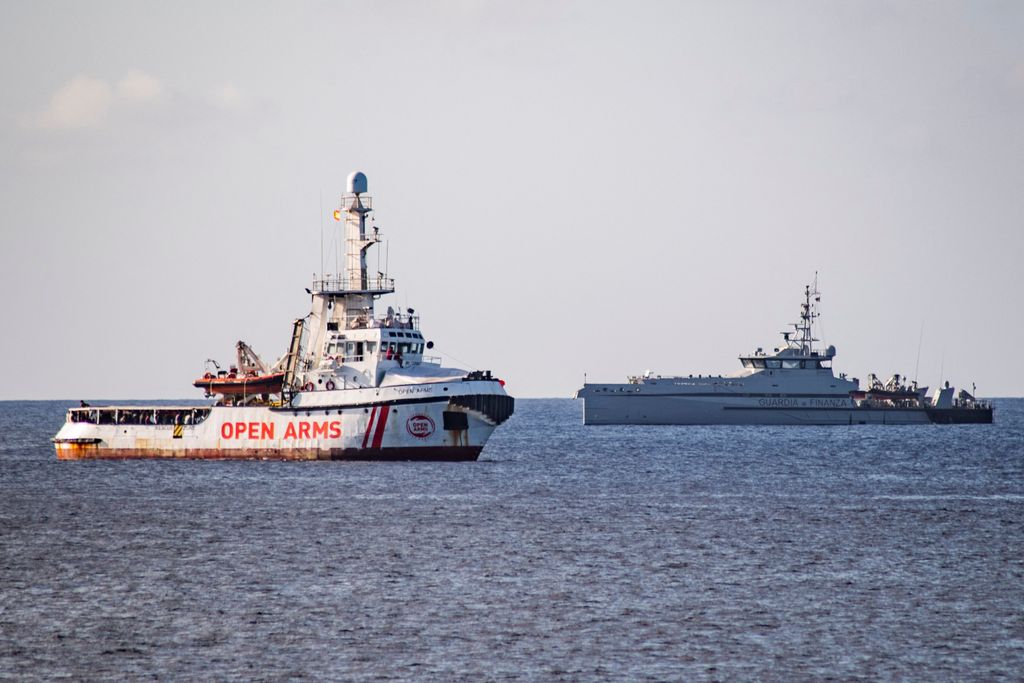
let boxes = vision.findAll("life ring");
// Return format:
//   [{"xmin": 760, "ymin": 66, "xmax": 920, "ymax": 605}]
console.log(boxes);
[
  {"xmin": 303, "ymin": 382, "xmax": 315, "ymax": 392},
  {"xmin": 325, "ymin": 380, "xmax": 336, "ymax": 391},
  {"xmin": 203, "ymin": 372, "xmax": 213, "ymax": 379}
]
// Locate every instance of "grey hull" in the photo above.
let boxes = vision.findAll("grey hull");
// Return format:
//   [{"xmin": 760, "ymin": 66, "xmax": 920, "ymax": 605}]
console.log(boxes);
[{"xmin": 581, "ymin": 394, "xmax": 933, "ymax": 426}]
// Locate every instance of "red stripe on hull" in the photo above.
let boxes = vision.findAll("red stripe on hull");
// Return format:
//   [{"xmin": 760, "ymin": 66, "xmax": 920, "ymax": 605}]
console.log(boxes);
[
  {"xmin": 55, "ymin": 446, "xmax": 482, "ymax": 462},
  {"xmin": 361, "ymin": 406, "xmax": 377, "ymax": 449},
  {"xmin": 372, "ymin": 406, "xmax": 390, "ymax": 448}
]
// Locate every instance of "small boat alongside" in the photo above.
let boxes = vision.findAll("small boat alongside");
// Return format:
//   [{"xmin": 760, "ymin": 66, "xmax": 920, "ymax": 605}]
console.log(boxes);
[{"xmin": 576, "ymin": 282, "xmax": 992, "ymax": 426}]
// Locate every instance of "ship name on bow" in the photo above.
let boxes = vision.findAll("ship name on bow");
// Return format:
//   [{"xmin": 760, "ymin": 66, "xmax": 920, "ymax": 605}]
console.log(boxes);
[
  {"xmin": 757, "ymin": 398, "xmax": 851, "ymax": 408},
  {"xmin": 393, "ymin": 386, "xmax": 434, "ymax": 395}
]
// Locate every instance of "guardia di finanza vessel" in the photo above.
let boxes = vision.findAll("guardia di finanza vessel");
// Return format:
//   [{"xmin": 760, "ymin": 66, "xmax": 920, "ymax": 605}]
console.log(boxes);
[
  {"xmin": 576, "ymin": 283, "xmax": 991, "ymax": 425},
  {"xmin": 54, "ymin": 172, "xmax": 513, "ymax": 460}
]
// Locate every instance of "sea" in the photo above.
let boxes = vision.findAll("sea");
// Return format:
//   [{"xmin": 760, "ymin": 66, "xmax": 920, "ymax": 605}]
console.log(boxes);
[{"xmin": 2, "ymin": 398, "xmax": 1023, "ymax": 681}]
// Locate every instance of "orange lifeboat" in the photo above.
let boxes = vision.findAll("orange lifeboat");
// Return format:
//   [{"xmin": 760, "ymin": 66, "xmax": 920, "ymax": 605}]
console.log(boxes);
[{"xmin": 193, "ymin": 371, "xmax": 285, "ymax": 396}]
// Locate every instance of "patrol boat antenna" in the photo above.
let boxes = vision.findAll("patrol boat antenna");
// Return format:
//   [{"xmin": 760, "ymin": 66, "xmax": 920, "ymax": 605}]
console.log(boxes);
[{"xmin": 788, "ymin": 278, "xmax": 821, "ymax": 356}]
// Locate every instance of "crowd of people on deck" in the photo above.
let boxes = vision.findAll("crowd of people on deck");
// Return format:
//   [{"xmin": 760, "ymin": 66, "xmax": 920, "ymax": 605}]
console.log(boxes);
[{"xmin": 69, "ymin": 408, "xmax": 210, "ymax": 425}]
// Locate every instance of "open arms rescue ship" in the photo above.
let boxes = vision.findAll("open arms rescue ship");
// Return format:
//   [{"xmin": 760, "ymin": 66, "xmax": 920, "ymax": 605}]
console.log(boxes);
[{"xmin": 54, "ymin": 172, "xmax": 514, "ymax": 460}]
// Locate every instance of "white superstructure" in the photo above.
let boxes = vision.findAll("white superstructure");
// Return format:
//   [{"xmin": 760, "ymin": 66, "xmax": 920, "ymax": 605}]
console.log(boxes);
[{"xmin": 55, "ymin": 172, "xmax": 514, "ymax": 460}]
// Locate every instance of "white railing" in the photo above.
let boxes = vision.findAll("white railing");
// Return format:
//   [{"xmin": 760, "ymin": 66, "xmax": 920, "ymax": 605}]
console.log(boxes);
[
  {"xmin": 339, "ymin": 194, "xmax": 372, "ymax": 211},
  {"xmin": 314, "ymin": 275, "xmax": 394, "ymax": 293},
  {"xmin": 345, "ymin": 311, "xmax": 418, "ymax": 330}
]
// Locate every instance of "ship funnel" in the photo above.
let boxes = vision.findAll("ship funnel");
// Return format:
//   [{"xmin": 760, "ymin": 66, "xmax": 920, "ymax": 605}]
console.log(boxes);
[{"xmin": 347, "ymin": 171, "xmax": 368, "ymax": 194}]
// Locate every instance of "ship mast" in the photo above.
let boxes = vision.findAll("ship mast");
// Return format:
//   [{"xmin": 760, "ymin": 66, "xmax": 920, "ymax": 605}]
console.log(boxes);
[
  {"xmin": 292, "ymin": 172, "xmax": 395, "ymax": 387},
  {"xmin": 314, "ymin": 171, "xmax": 395, "ymax": 306},
  {"xmin": 794, "ymin": 275, "xmax": 821, "ymax": 354},
  {"xmin": 340, "ymin": 172, "xmax": 386, "ymax": 294}
]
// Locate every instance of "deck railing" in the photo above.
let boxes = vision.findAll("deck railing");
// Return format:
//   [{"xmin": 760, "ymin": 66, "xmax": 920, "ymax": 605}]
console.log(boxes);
[
  {"xmin": 344, "ymin": 311, "xmax": 419, "ymax": 331},
  {"xmin": 313, "ymin": 275, "xmax": 394, "ymax": 293}
]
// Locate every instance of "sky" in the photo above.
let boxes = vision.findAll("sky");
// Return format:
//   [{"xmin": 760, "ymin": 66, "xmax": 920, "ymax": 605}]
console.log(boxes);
[{"xmin": 1, "ymin": 1, "xmax": 1022, "ymax": 399}]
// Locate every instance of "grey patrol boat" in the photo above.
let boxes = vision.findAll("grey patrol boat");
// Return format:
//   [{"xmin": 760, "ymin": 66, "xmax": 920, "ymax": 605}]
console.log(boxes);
[{"xmin": 576, "ymin": 283, "xmax": 992, "ymax": 426}]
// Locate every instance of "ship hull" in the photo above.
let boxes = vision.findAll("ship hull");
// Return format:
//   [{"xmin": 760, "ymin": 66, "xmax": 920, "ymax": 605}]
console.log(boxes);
[
  {"xmin": 54, "ymin": 443, "xmax": 482, "ymax": 461},
  {"xmin": 925, "ymin": 407, "xmax": 994, "ymax": 424},
  {"xmin": 578, "ymin": 390, "xmax": 933, "ymax": 425},
  {"xmin": 54, "ymin": 380, "xmax": 512, "ymax": 461}
]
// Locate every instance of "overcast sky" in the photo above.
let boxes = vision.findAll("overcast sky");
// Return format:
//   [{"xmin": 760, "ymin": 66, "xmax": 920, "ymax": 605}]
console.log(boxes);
[{"xmin": 2, "ymin": 1, "xmax": 1022, "ymax": 399}]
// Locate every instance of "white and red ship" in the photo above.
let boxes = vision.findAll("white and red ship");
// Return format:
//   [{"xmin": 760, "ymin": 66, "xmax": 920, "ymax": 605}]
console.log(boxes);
[{"xmin": 54, "ymin": 172, "xmax": 513, "ymax": 460}]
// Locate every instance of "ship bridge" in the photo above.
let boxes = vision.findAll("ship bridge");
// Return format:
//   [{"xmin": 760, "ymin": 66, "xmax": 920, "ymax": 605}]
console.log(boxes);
[
  {"xmin": 282, "ymin": 171, "xmax": 442, "ymax": 393},
  {"xmin": 739, "ymin": 344, "xmax": 836, "ymax": 371},
  {"xmin": 736, "ymin": 280, "xmax": 839, "ymax": 372}
]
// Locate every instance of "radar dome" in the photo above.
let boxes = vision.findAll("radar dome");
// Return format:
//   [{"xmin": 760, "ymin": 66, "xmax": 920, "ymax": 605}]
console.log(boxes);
[{"xmin": 347, "ymin": 171, "xmax": 368, "ymax": 194}]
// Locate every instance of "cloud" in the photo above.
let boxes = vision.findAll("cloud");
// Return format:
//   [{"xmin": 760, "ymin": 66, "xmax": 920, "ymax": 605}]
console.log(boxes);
[
  {"xmin": 35, "ymin": 76, "xmax": 113, "ymax": 130},
  {"xmin": 212, "ymin": 83, "xmax": 245, "ymax": 108},
  {"xmin": 117, "ymin": 70, "xmax": 163, "ymax": 102},
  {"xmin": 29, "ymin": 71, "xmax": 163, "ymax": 130}
]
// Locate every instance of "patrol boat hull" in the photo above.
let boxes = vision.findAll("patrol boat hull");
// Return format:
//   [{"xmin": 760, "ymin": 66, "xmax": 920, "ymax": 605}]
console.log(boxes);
[{"xmin": 577, "ymin": 389, "xmax": 932, "ymax": 425}]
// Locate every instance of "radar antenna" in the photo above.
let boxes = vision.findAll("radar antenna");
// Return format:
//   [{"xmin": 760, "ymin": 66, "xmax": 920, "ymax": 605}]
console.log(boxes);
[{"xmin": 793, "ymin": 274, "xmax": 821, "ymax": 355}]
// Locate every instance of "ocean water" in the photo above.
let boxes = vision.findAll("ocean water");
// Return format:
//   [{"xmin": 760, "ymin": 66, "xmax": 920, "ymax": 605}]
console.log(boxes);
[{"xmin": 2, "ymin": 398, "xmax": 1023, "ymax": 681}]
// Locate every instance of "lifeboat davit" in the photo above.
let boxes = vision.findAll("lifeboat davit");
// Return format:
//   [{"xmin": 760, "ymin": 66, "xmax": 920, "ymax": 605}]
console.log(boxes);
[{"xmin": 193, "ymin": 371, "xmax": 285, "ymax": 396}]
